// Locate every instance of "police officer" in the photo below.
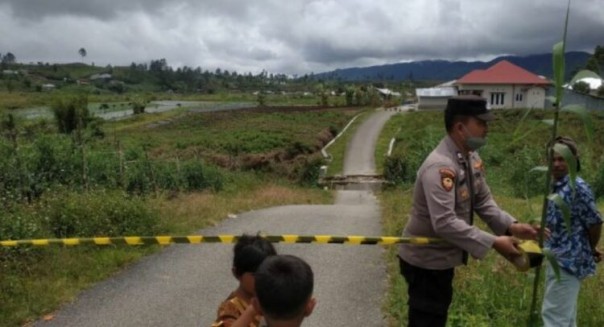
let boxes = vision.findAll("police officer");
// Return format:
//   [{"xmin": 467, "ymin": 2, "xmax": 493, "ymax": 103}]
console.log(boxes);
[{"xmin": 398, "ymin": 95, "xmax": 539, "ymax": 327}]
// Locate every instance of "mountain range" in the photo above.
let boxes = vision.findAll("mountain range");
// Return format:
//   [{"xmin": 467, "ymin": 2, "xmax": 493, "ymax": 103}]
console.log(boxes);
[{"xmin": 313, "ymin": 51, "xmax": 591, "ymax": 83}]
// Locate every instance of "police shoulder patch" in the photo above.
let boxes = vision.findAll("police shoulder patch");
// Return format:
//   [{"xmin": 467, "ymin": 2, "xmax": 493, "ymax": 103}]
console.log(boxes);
[
  {"xmin": 473, "ymin": 159, "xmax": 484, "ymax": 171},
  {"xmin": 439, "ymin": 168, "xmax": 456, "ymax": 192}
]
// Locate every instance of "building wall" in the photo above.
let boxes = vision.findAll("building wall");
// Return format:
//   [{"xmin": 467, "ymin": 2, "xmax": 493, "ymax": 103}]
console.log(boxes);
[
  {"xmin": 457, "ymin": 84, "xmax": 547, "ymax": 109},
  {"xmin": 525, "ymin": 87, "xmax": 546, "ymax": 109},
  {"xmin": 547, "ymin": 88, "xmax": 604, "ymax": 111},
  {"xmin": 416, "ymin": 86, "xmax": 457, "ymax": 110},
  {"xmin": 417, "ymin": 97, "xmax": 449, "ymax": 110}
]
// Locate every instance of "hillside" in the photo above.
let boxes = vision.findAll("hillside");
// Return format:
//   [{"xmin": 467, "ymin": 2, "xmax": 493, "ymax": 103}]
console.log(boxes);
[
  {"xmin": 0, "ymin": 52, "xmax": 592, "ymax": 100},
  {"xmin": 313, "ymin": 52, "xmax": 591, "ymax": 82}
]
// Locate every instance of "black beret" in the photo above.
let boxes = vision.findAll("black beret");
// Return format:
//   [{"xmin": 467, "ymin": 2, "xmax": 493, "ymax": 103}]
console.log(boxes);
[{"xmin": 445, "ymin": 95, "xmax": 494, "ymax": 121}]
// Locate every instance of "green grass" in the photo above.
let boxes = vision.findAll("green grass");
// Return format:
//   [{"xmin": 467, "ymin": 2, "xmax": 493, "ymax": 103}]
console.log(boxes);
[
  {"xmin": 104, "ymin": 107, "xmax": 362, "ymax": 160},
  {"xmin": 377, "ymin": 109, "xmax": 604, "ymax": 326},
  {"xmin": 1, "ymin": 246, "xmax": 156, "ymax": 325},
  {"xmin": 0, "ymin": 90, "xmax": 350, "ymax": 112},
  {"xmin": 375, "ymin": 111, "xmax": 405, "ymax": 173}
]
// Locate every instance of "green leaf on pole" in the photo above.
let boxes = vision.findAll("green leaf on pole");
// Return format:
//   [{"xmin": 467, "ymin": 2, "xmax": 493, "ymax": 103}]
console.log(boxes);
[
  {"xmin": 561, "ymin": 104, "xmax": 593, "ymax": 142},
  {"xmin": 545, "ymin": 96, "xmax": 557, "ymax": 104},
  {"xmin": 543, "ymin": 249, "xmax": 561, "ymax": 281},
  {"xmin": 512, "ymin": 107, "xmax": 534, "ymax": 140},
  {"xmin": 529, "ymin": 166, "xmax": 548, "ymax": 174},
  {"xmin": 552, "ymin": 142, "xmax": 577, "ymax": 191},
  {"xmin": 570, "ymin": 69, "xmax": 602, "ymax": 85},
  {"xmin": 553, "ymin": 41, "xmax": 565, "ymax": 102},
  {"xmin": 541, "ymin": 119, "xmax": 554, "ymax": 126},
  {"xmin": 547, "ymin": 193, "xmax": 572, "ymax": 234}
]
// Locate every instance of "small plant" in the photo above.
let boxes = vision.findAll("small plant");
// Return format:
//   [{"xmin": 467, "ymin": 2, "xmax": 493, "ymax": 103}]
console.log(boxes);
[
  {"xmin": 130, "ymin": 95, "xmax": 150, "ymax": 115},
  {"xmin": 256, "ymin": 91, "xmax": 266, "ymax": 107},
  {"xmin": 51, "ymin": 95, "xmax": 91, "ymax": 134}
]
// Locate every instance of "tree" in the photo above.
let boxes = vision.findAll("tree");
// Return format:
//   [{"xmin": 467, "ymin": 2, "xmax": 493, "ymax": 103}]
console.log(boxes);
[
  {"xmin": 585, "ymin": 56, "xmax": 599, "ymax": 74},
  {"xmin": 78, "ymin": 48, "xmax": 87, "ymax": 62},
  {"xmin": 52, "ymin": 95, "xmax": 91, "ymax": 134},
  {"xmin": 585, "ymin": 45, "xmax": 604, "ymax": 76},
  {"xmin": 256, "ymin": 91, "xmax": 266, "ymax": 107},
  {"xmin": 572, "ymin": 80, "xmax": 590, "ymax": 94},
  {"xmin": 1, "ymin": 52, "xmax": 16, "ymax": 64}
]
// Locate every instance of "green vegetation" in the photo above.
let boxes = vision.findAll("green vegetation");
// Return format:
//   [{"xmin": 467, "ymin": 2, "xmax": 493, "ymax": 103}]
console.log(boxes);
[
  {"xmin": 0, "ymin": 57, "xmax": 413, "ymax": 112},
  {"xmin": 378, "ymin": 109, "xmax": 604, "ymax": 326},
  {"xmin": 0, "ymin": 97, "xmax": 359, "ymax": 325}
]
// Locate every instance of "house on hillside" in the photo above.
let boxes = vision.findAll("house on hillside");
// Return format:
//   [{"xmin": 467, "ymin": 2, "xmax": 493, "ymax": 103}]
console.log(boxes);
[
  {"xmin": 90, "ymin": 73, "xmax": 112, "ymax": 80},
  {"xmin": 416, "ymin": 60, "xmax": 552, "ymax": 110},
  {"xmin": 455, "ymin": 60, "xmax": 551, "ymax": 109},
  {"xmin": 42, "ymin": 83, "xmax": 56, "ymax": 91},
  {"xmin": 375, "ymin": 87, "xmax": 401, "ymax": 100}
]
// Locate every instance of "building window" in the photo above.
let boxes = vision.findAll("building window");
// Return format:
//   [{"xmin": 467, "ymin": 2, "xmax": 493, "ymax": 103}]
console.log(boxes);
[
  {"xmin": 458, "ymin": 90, "xmax": 483, "ymax": 96},
  {"xmin": 515, "ymin": 93, "xmax": 523, "ymax": 102},
  {"xmin": 490, "ymin": 92, "xmax": 505, "ymax": 106}
]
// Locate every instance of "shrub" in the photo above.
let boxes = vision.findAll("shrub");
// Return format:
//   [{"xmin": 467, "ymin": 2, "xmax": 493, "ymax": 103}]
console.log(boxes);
[
  {"xmin": 125, "ymin": 159, "xmax": 153, "ymax": 195},
  {"xmin": 392, "ymin": 127, "xmax": 441, "ymax": 184},
  {"xmin": 383, "ymin": 153, "xmax": 408, "ymax": 185},
  {"xmin": 51, "ymin": 95, "xmax": 91, "ymax": 134},
  {"xmin": 178, "ymin": 160, "xmax": 223, "ymax": 192},
  {"xmin": 295, "ymin": 155, "xmax": 325, "ymax": 186},
  {"xmin": 86, "ymin": 150, "xmax": 121, "ymax": 188},
  {"xmin": 0, "ymin": 209, "xmax": 46, "ymax": 262},
  {"xmin": 46, "ymin": 190, "xmax": 159, "ymax": 237},
  {"xmin": 154, "ymin": 161, "xmax": 182, "ymax": 191},
  {"xmin": 0, "ymin": 211, "xmax": 44, "ymax": 241}
]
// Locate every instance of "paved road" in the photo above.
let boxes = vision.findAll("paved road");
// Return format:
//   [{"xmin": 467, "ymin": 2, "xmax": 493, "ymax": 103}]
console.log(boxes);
[
  {"xmin": 343, "ymin": 109, "xmax": 396, "ymax": 176},
  {"xmin": 35, "ymin": 109, "xmax": 397, "ymax": 327}
]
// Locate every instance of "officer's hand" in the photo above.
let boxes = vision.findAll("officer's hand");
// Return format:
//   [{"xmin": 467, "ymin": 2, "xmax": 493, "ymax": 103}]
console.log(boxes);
[
  {"xmin": 493, "ymin": 236, "xmax": 521, "ymax": 259},
  {"xmin": 508, "ymin": 223, "xmax": 545, "ymax": 240}
]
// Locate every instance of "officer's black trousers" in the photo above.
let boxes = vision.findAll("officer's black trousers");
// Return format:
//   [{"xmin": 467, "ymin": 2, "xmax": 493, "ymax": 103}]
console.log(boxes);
[{"xmin": 399, "ymin": 258, "xmax": 454, "ymax": 327}]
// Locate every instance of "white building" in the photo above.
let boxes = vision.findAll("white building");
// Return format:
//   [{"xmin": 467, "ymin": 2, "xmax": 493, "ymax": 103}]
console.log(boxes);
[{"xmin": 416, "ymin": 60, "xmax": 552, "ymax": 110}]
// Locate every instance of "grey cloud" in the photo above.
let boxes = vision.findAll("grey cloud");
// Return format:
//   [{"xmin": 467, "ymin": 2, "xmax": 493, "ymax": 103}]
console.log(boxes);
[
  {"xmin": 0, "ymin": 0, "xmax": 602, "ymax": 75},
  {"xmin": 1, "ymin": 0, "xmax": 259, "ymax": 21},
  {"xmin": 1, "ymin": 0, "xmax": 162, "ymax": 20}
]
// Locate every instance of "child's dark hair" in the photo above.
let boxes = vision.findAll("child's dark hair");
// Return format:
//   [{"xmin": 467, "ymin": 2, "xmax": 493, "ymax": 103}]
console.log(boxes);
[
  {"xmin": 232, "ymin": 234, "xmax": 277, "ymax": 277},
  {"xmin": 254, "ymin": 255, "xmax": 314, "ymax": 320}
]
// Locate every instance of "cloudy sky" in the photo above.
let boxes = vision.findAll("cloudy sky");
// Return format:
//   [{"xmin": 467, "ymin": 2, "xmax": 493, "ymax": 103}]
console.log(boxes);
[{"xmin": 0, "ymin": 0, "xmax": 602, "ymax": 75}]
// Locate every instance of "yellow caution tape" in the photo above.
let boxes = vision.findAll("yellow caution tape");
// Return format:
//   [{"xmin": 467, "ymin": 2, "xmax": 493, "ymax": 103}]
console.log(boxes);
[{"xmin": 0, "ymin": 235, "xmax": 446, "ymax": 247}]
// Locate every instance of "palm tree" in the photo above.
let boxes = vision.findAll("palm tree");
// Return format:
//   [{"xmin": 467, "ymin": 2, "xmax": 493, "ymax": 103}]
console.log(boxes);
[{"xmin": 78, "ymin": 48, "xmax": 87, "ymax": 63}]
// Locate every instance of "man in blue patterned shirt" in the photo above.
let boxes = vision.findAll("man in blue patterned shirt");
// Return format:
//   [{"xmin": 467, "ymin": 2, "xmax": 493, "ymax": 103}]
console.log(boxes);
[{"xmin": 542, "ymin": 136, "xmax": 602, "ymax": 327}]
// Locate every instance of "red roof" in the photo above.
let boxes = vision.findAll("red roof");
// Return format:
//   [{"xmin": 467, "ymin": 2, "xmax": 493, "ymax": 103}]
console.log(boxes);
[{"xmin": 456, "ymin": 60, "xmax": 551, "ymax": 85}]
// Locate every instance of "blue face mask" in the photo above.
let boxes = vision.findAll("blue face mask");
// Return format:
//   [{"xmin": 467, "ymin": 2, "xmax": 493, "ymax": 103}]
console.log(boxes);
[{"xmin": 462, "ymin": 124, "xmax": 487, "ymax": 151}]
